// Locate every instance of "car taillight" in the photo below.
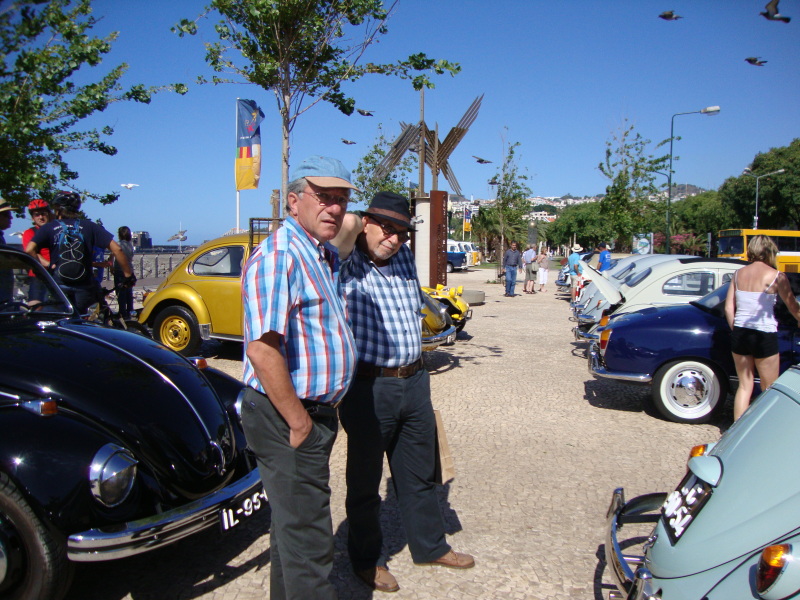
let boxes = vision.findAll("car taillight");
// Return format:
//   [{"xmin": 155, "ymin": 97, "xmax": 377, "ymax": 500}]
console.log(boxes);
[
  {"xmin": 757, "ymin": 545, "xmax": 792, "ymax": 596},
  {"xmin": 599, "ymin": 313, "xmax": 610, "ymax": 328},
  {"xmin": 599, "ymin": 328, "xmax": 612, "ymax": 351}
]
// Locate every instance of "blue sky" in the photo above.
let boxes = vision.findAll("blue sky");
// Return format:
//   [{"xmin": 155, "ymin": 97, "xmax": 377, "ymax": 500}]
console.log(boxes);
[{"xmin": 58, "ymin": 0, "xmax": 800, "ymax": 244}]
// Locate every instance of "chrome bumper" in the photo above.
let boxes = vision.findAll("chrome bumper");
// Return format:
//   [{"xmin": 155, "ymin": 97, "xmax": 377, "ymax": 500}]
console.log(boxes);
[
  {"xmin": 67, "ymin": 468, "xmax": 262, "ymax": 562},
  {"xmin": 422, "ymin": 324, "xmax": 457, "ymax": 350},
  {"xmin": 574, "ymin": 325, "xmax": 598, "ymax": 342},
  {"xmin": 605, "ymin": 488, "xmax": 666, "ymax": 600},
  {"xmin": 577, "ymin": 313, "xmax": 596, "ymax": 325},
  {"xmin": 588, "ymin": 343, "xmax": 652, "ymax": 383}
]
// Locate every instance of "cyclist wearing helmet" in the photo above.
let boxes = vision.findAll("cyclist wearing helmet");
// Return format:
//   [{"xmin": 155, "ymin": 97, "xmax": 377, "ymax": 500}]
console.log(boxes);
[
  {"xmin": 25, "ymin": 191, "xmax": 135, "ymax": 313},
  {"xmin": 21, "ymin": 199, "xmax": 53, "ymax": 302}
]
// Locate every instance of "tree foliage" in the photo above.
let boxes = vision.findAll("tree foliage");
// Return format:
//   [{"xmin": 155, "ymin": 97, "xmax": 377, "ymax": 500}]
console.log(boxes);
[
  {"xmin": 670, "ymin": 190, "xmax": 737, "ymax": 236},
  {"xmin": 597, "ymin": 120, "xmax": 669, "ymax": 248},
  {"xmin": 350, "ymin": 124, "xmax": 416, "ymax": 206},
  {"xmin": 0, "ymin": 0, "xmax": 187, "ymax": 207},
  {"xmin": 718, "ymin": 138, "xmax": 800, "ymax": 230},
  {"xmin": 175, "ymin": 0, "xmax": 460, "ymax": 202},
  {"xmin": 491, "ymin": 138, "xmax": 531, "ymax": 254},
  {"xmin": 545, "ymin": 201, "xmax": 614, "ymax": 249}
]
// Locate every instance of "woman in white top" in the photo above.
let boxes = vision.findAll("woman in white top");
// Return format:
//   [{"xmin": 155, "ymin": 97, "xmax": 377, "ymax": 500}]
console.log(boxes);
[{"xmin": 724, "ymin": 235, "xmax": 800, "ymax": 420}]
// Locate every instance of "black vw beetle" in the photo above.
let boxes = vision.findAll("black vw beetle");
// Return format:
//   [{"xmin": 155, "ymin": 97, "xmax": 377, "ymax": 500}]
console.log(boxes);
[{"xmin": 0, "ymin": 246, "xmax": 263, "ymax": 600}]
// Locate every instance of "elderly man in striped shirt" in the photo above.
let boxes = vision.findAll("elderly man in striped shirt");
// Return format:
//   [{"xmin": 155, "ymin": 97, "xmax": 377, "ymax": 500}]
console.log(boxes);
[
  {"xmin": 333, "ymin": 191, "xmax": 474, "ymax": 594},
  {"xmin": 241, "ymin": 156, "xmax": 357, "ymax": 600}
]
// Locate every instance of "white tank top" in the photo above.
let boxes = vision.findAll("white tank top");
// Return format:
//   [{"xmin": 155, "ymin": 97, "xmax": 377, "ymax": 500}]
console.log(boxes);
[{"xmin": 733, "ymin": 270, "xmax": 780, "ymax": 333}]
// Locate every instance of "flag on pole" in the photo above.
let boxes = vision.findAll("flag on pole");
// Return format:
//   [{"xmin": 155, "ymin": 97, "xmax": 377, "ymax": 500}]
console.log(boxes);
[
  {"xmin": 236, "ymin": 99, "xmax": 265, "ymax": 190},
  {"xmin": 463, "ymin": 207, "xmax": 472, "ymax": 232}
]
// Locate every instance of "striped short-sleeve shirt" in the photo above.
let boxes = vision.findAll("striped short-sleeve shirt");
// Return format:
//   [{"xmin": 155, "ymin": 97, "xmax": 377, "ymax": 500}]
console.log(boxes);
[
  {"xmin": 242, "ymin": 216, "xmax": 356, "ymax": 405},
  {"xmin": 340, "ymin": 243, "xmax": 423, "ymax": 368}
]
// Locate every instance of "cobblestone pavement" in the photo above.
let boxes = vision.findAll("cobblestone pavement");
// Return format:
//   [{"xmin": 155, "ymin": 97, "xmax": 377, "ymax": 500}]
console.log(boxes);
[{"xmin": 65, "ymin": 267, "xmax": 732, "ymax": 600}]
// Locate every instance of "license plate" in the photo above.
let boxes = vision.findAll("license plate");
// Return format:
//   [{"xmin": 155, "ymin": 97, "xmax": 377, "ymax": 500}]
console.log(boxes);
[
  {"xmin": 661, "ymin": 472, "xmax": 711, "ymax": 544},
  {"xmin": 220, "ymin": 486, "xmax": 268, "ymax": 532}
]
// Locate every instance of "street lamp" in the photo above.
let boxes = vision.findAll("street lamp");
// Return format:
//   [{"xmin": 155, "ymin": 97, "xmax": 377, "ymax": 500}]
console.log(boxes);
[
  {"xmin": 742, "ymin": 167, "xmax": 785, "ymax": 230},
  {"xmin": 666, "ymin": 105, "xmax": 720, "ymax": 254}
]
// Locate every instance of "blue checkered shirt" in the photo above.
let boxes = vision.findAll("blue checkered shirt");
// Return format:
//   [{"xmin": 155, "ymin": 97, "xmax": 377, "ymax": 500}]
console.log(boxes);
[
  {"xmin": 241, "ymin": 216, "xmax": 356, "ymax": 405},
  {"xmin": 340, "ymin": 243, "xmax": 424, "ymax": 368}
]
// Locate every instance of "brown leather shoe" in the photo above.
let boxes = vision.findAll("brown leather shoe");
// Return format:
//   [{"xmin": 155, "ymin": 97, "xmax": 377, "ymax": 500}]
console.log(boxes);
[
  {"xmin": 355, "ymin": 566, "xmax": 400, "ymax": 593},
  {"xmin": 417, "ymin": 549, "xmax": 475, "ymax": 569}
]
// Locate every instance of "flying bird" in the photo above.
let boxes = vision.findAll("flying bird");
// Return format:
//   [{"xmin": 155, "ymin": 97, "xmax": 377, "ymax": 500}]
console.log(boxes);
[
  {"xmin": 473, "ymin": 156, "xmax": 492, "ymax": 164},
  {"xmin": 745, "ymin": 56, "xmax": 767, "ymax": 66},
  {"xmin": 341, "ymin": 138, "xmax": 356, "ymax": 145},
  {"xmin": 658, "ymin": 10, "xmax": 682, "ymax": 20},
  {"xmin": 761, "ymin": 0, "xmax": 791, "ymax": 22},
  {"xmin": 120, "ymin": 183, "xmax": 139, "ymax": 190},
  {"xmin": 167, "ymin": 230, "xmax": 187, "ymax": 242},
  {"xmin": 356, "ymin": 109, "xmax": 374, "ymax": 116}
]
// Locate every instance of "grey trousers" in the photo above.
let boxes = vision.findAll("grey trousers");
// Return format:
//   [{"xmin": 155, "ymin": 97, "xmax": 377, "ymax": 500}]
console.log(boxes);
[{"xmin": 241, "ymin": 388, "xmax": 339, "ymax": 600}]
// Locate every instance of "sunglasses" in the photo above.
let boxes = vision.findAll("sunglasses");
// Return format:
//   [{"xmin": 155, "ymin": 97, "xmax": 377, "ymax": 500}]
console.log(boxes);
[
  {"xmin": 368, "ymin": 217, "xmax": 409, "ymax": 241},
  {"xmin": 303, "ymin": 189, "xmax": 349, "ymax": 207}
]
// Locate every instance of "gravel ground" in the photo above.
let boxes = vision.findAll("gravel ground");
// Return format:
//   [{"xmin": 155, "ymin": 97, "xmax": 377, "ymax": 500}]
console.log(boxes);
[{"xmin": 66, "ymin": 266, "xmax": 731, "ymax": 600}]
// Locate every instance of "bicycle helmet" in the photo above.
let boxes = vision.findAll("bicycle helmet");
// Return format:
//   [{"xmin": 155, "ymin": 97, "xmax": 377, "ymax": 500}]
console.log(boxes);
[
  {"xmin": 51, "ymin": 190, "xmax": 81, "ymax": 212},
  {"xmin": 27, "ymin": 198, "xmax": 50, "ymax": 213}
]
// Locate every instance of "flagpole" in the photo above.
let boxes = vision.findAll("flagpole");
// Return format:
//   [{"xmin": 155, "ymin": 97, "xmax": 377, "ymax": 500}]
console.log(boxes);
[{"xmin": 235, "ymin": 98, "xmax": 240, "ymax": 233}]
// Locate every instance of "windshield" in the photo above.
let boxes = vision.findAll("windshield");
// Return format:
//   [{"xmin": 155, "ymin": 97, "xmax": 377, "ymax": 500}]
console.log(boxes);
[
  {"xmin": 0, "ymin": 250, "xmax": 72, "ymax": 320},
  {"xmin": 691, "ymin": 283, "xmax": 728, "ymax": 315},
  {"xmin": 718, "ymin": 236, "xmax": 744, "ymax": 255},
  {"xmin": 624, "ymin": 267, "xmax": 652, "ymax": 288}
]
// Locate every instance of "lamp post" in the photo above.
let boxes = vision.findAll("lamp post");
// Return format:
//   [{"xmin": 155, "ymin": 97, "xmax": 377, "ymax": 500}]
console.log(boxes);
[
  {"xmin": 742, "ymin": 167, "xmax": 785, "ymax": 230},
  {"xmin": 666, "ymin": 105, "xmax": 720, "ymax": 254}
]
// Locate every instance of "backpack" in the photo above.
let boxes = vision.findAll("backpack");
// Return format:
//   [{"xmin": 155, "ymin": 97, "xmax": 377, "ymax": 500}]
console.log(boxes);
[{"xmin": 54, "ymin": 220, "xmax": 89, "ymax": 283}]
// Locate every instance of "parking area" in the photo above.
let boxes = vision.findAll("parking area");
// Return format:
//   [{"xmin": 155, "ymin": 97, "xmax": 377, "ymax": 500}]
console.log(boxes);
[{"xmin": 65, "ymin": 266, "xmax": 729, "ymax": 600}]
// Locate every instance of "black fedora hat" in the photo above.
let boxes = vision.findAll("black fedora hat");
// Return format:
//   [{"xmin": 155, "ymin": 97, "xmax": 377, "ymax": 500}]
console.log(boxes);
[{"xmin": 362, "ymin": 191, "xmax": 414, "ymax": 231}]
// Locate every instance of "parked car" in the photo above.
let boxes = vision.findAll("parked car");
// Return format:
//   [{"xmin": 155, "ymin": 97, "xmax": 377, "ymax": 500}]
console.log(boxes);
[
  {"xmin": 574, "ymin": 257, "xmax": 747, "ymax": 341},
  {"xmin": 139, "ymin": 230, "xmax": 456, "ymax": 355},
  {"xmin": 446, "ymin": 242, "xmax": 468, "ymax": 273},
  {"xmin": 0, "ymin": 245, "xmax": 260, "ymax": 600},
  {"xmin": 423, "ymin": 284, "xmax": 472, "ymax": 332},
  {"xmin": 605, "ymin": 364, "xmax": 800, "ymax": 600},
  {"xmin": 588, "ymin": 276, "xmax": 800, "ymax": 423}
]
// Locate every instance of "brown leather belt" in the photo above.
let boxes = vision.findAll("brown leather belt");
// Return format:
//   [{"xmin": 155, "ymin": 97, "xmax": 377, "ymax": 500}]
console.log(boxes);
[
  {"xmin": 356, "ymin": 357, "xmax": 424, "ymax": 379},
  {"xmin": 301, "ymin": 399, "xmax": 339, "ymax": 419}
]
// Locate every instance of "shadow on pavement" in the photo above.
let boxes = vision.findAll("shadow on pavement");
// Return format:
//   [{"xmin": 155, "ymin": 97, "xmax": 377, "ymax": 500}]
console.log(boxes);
[{"xmin": 66, "ymin": 509, "xmax": 272, "ymax": 599}]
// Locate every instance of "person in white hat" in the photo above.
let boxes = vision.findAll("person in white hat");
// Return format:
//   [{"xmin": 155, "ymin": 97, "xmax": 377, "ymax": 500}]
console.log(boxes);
[{"xmin": 568, "ymin": 243, "xmax": 584, "ymax": 301}]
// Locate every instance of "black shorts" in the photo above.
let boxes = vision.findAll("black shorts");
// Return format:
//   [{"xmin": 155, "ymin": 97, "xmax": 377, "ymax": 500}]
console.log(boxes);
[{"xmin": 731, "ymin": 326, "xmax": 779, "ymax": 359}]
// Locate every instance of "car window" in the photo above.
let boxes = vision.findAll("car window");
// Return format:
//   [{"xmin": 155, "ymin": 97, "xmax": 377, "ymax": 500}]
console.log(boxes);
[
  {"xmin": 722, "ymin": 272, "xmax": 734, "ymax": 285},
  {"xmin": 192, "ymin": 246, "xmax": 245, "ymax": 277},
  {"xmin": 613, "ymin": 263, "xmax": 636, "ymax": 280},
  {"xmin": 663, "ymin": 271, "xmax": 715, "ymax": 296},
  {"xmin": 692, "ymin": 283, "xmax": 728, "ymax": 315},
  {"xmin": 624, "ymin": 267, "xmax": 652, "ymax": 288}
]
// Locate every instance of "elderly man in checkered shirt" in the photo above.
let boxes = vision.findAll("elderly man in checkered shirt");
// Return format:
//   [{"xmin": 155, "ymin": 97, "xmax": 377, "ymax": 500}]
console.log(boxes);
[{"xmin": 332, "ymin": 191, "xmax": 474, "ymax": 594}]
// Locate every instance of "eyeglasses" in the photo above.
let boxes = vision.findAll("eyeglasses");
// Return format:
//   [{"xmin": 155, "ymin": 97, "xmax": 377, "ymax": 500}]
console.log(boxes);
[
  {"xmin": 302, "ymin": 189, "xmax": 349, "ymax": 207},
  {"xmin": 368, "ymin": 217, "xmax": 409, "ymax": 241}
]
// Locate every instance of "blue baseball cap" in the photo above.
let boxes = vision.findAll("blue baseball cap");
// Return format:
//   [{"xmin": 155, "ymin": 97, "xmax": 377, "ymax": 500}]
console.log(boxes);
[{"xmin": 291, "ymin": 156, "xmax": 359, "ymax": 190}]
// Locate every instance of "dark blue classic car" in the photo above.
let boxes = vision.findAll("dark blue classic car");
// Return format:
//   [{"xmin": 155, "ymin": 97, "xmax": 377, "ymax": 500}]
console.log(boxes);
[
  {"xmin": 0, "ymin": 246, "xmax": 261, "ymax": 600},
  {"xmin": 589, "ymin": 277, "xmax": 800, "ymax": 423}
]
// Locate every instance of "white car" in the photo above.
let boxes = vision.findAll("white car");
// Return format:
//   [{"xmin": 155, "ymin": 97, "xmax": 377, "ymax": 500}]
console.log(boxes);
[{"xmin": 574, "ymin": 256, "xmax": 747, "ymax": 340}]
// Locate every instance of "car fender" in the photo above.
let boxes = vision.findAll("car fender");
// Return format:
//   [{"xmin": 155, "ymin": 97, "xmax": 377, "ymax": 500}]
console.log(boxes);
[
  {"xmin": 0, "ymin": 407, "xmax": 145, "ymax": 535},
  {"xmin": 138, "ymin": 282, "xmax": 212, "ymax": 326}
]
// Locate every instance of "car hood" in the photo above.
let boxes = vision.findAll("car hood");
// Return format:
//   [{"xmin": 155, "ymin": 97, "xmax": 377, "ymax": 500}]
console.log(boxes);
[
  {"xmin": 648, "ymin": 370, "xmax": 800, "ymax": 577},
  {"xmin": 0, "ymin": 319, "xmax": 237, "ymax": 499},
  {"xmin": 582, "ymin": 265, "xmax": 622, "ymax": 306}
]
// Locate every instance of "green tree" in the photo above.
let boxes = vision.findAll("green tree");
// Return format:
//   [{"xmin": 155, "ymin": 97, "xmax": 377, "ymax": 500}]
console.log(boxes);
[
  {"xmin": 546, "ymin": 201, "xmax": 613, "ymax": 249},
  {"xmin": 175, "ymin": 0, "xmax": 459, "ymax": 202},
  {"xmin": 492, "ymin": 138, "xmax": 532, "ymax": 255},
  {"xmin": 597, "ymin": 120, "xmax": 669, "ymax": 246},
  {"xmin": 0, "ymin": 0, "xmax": 187, "ymax": 207},
  {"xmin": 718, "ymin": 138, "xmax": 800, "ymax": 230},
  {"xmin": 350, "ymin": 124, "xmax": 416, "ymax": 207},
  {"xmin": 670, "ymin": 190, "xmax": 736, "ymax": 236}
]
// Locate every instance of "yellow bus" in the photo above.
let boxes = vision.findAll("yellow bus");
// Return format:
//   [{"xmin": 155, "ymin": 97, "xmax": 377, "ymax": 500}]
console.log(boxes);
[{"xmin": 717, "ymin": 229, "xmax": 800, "ymax": 272}]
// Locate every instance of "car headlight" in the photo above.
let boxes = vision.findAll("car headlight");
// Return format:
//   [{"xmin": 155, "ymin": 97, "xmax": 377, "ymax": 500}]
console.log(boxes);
[{"xmin": 89, "ymin": 443, "xmax": 138, "ymax": 507}]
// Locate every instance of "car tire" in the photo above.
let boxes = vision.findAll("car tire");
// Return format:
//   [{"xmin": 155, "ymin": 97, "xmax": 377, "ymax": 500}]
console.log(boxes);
[
  {"xmin": 650, "ymin": 360, "xmax": 727, "ymax": 423},
  {"xmin": 446, "ymin": 262, "xmax": 454, "ymax": 274},
  {"xmin": 153, "ymin": 306, "xmax": 201, "ymax": 356},
  {"xmin": 0, "ymin": 473, "xmax": 73, "ymax": 600}
]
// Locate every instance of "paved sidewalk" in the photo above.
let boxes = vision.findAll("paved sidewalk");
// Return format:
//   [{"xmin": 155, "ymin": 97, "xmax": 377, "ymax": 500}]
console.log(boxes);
[{"xmin": 66, "ymin": 267, "xmax": 728, "ymax": 600}]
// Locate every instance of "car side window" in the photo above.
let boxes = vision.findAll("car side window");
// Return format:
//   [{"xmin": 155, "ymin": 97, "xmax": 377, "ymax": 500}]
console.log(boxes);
[
  {"xmin": 663, "ymin": 272, "xmax": 715, "ymax": 296},
  {"xmin": 192, "ymin": 246, "xmax": 245, "ymax": 277}
]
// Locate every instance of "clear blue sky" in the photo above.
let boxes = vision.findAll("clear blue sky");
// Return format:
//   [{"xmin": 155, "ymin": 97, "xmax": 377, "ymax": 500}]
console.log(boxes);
[{"xmin": 60, "ymin": 0, "xmax": 799, "ymax": 245}]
